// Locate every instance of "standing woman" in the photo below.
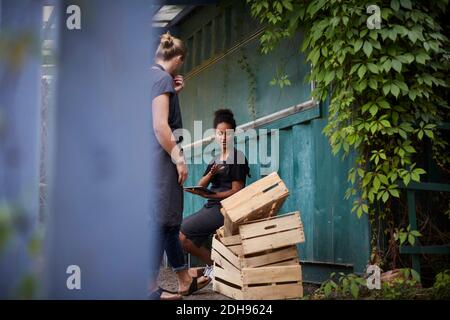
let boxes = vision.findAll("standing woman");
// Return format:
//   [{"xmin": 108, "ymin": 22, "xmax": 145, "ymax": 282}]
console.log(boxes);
[{"xmin": 148, "ymin": 33, "xmax": 207, "ymax": 300}]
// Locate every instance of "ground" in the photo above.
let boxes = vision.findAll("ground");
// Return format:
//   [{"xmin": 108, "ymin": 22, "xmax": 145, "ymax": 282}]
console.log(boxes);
[{"xmin": 157, "ymin": 267, "xmax": 319, "ymax": 300}]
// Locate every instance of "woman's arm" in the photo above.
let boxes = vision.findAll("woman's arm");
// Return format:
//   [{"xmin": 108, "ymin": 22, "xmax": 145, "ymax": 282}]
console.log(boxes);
[
  {"xmin": 197, "ymin": 171, "xmax": 213, "ymax": 187},
  {"xmin": 152, "ymin": 93, "xmax": 187, "ymax": 184},
  {"xmin": 152, "ymin": 94, "xmax": 181, "ymax": 159},
  {"xmin": 196, "ymin": 164, "xmax": 222, "ymax": 187}
]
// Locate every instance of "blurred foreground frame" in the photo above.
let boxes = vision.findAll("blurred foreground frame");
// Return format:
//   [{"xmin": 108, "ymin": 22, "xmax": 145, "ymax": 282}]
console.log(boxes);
[{"xmin": 0, "ymin": 0, "xmax": 157, "ymax": 299}]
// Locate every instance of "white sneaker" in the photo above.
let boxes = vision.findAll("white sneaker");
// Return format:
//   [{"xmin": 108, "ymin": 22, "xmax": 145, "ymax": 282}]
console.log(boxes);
[{"xmin": 203, "ymin": 265, "xmax": 214, "ymax": 279}]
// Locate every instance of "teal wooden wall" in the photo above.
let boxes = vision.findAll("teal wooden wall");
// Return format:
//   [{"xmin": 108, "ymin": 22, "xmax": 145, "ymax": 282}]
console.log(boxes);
[{"xmin": 173, "ymin": 4, "xmax": 370, "ymax": 282}]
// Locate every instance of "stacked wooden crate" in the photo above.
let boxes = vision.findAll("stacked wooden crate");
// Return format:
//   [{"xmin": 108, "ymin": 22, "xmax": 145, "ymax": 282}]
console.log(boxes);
[
  {"xmin": 220, "ymin": 172, "xmax": 289, "ymax": 236},
  {"xmin": 212, "ymin": 173, "xmax": 305, "ymax": 300}
]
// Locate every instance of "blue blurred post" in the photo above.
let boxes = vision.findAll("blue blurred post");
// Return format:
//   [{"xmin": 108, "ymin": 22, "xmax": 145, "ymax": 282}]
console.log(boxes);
[
  {"xmin": 0, "ymin": 0, "xmax": 43, "ymax": 298},
  {"xmin": 45, "ymin": 0, "xmax": 154, "ymax": 299}
]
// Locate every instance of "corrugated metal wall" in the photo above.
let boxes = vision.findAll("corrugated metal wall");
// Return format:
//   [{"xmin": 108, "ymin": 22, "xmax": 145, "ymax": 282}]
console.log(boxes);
[{"xmin": 173, "ymin": 4, "xmax": 370, "ymax": 281}]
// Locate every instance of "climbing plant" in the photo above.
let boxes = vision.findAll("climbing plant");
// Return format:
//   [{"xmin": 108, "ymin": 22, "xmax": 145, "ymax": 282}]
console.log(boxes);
[
  {"xmin": 237, "ymin": 48, "xmax": 258, "ymax": 120},
  {"xmin": 247, "ymin": 0, "xmax": 449, "ymax": 266}
]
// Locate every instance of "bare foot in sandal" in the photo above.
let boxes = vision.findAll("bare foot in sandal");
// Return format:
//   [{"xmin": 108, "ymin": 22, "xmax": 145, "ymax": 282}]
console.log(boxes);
[
  {"xmin": 178, "ymin": 276, "xmax": 211, "ymax": 296},
  {"xmin": 148, "ymin": 287, "xmax": 182, "ymax": 300}
]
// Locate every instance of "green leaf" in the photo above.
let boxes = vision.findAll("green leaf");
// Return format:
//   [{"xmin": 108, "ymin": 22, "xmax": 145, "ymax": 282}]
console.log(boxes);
[
  {"xmin": 400, "ymin": 0, "xmax": 412, "ymax": 9},
  {"xmin": 350, "ymin": 282, "xmax": 359, "ymax": 299},
  {"xmin": 357, "ymin": 65, "xmax": 367, "ymax": 79},
  {"xmin": 282, "ymin": 0, "xmax": 294, "ymax": 11},
  {"xmin": 391, "ymin": 84, "xmax": 400, "ymax": 98},
  {"xmin": 403, "ymin": 174, "xmax": 411, "ymax": 186},
  {"xmin": 411, "ymin": 269, "xmax": 421, "ymax": 282},
  {"xmin": 379, "ymin": 174, "xmax": 389, "ymax": 184},
  {"xmin": 411, "ymin": 172, "xmax": 420, "ymax": 182},
  {"xmin": 392, "ymin": 59, "xmax": 402, "ymax": 72},
  {"xmin": 324, "ymin": 282, "xmax": 332, "ymax": 296},
  {"xmin": 408, "ymin": 234, "xmax": 415, "ymax": 245},
  {"xmin": 399, "ymin": 232, "xmax": 407, "ymax": 244},
  {"xmin": 367, "ymin": 63, "xmax": 379, "ymax": 74},
  {"xmin": 324, "ymin": 71, "xmax": 335, "ymax": 85},
  {"xmin": 410, "ymin": 230, "xmax": 421, "ymax": 237},
  {"xmin": 369, "ymin": 104, "xmax": 378, "ymax": 116},
  {"xmin": 382, "ymin": 191, "xmax": 389, "ymax": 203},
  {"xmin": 368, "ymin": 78, "xmax": 378, "ymax": 89},
  {"xmin": 354, "ymin": 39, "xmax": 363, "ymax": 53},
  {"xmin": 380, "ymin": 120, "xmax": 391, "ymax": 127},
  {"xmin": 389, "ymin": 188, "xmax": 400, "ymax": 197},
  {"xmin": 391, "ymin": 0, "xmax": 400, "ymax": 11},
  {"xmin": 363, "ymin": 41, "xmax": 373, "ymax": 58},
  {"xmin": 382, "ymin": 59, "xmax": 392, "ymax": 72},
  {"xmin": 373, "ymin": 176, "xmax": 381, "ymax": 191},
  {"xmin": 416, "ymin": 52, "xmax": 430, "ymax": 64}
]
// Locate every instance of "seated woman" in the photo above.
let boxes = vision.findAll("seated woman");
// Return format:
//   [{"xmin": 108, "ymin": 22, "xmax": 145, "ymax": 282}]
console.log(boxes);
[{"xmin": 180, "ymin": 109, "xmax": 250, "ymax": 280}]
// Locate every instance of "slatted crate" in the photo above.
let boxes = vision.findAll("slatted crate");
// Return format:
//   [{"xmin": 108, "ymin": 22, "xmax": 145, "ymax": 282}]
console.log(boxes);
[
  {"xmin": 211, "ymin": 212, "xmax": 305, "ymax": 300},
  {"xmin": 213, "ymin": 263, "xmax": 303, "ymax": 300},
  {"xmin": 220, "ymin": 172, "xmax": 289, "ymax": 236}
]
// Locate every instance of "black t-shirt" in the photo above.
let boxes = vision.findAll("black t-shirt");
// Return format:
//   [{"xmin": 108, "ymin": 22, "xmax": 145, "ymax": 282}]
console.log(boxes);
[
  {"xmin": 150, "ymin": 64, "xmax": 183, "ymax": 140},
  {"xmin": 203, "ymin": 148, "xmax": 250, "ymax": 205}
]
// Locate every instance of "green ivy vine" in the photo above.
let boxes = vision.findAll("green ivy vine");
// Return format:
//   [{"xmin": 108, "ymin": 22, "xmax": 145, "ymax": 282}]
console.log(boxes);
[
  {"xmin": 247, "ymin": 0, "xmax": 450, "ymax": 265},
  {"xmin": 237, "ymin": 48, "xmax": 258, "ymax": 120}
]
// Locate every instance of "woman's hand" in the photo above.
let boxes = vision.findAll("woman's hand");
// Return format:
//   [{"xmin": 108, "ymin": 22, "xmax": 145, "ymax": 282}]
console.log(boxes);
[
  {"xmin": 209, "ymin": 163, "xmax": 224, "ymax": 176},
  {"xmin": 176, "ymin": 162, "xmax": 188, "ymax": 185},
  {"xmin": 173, "ymin": 75, "xmax": 185, "ymax": 93}
]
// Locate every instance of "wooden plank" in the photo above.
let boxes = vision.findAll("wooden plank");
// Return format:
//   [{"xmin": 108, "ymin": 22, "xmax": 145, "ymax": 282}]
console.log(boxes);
[
  {"xmin": 243, "ymin": 283, "xmax": 303, "ymax": 300},
  {"xmin": 216, "ymin": 226, "xmax": 224, "ymax": 238},
  {"xmin": 265, "ymin": 258, "xmax": 299, "ymax": 267},
  {"xmin": 242, "ymin": 246, "xmax": 298, "ymax": 268},
  {"xmin": 242, "ymin": 228, "xmax": 305, "ymax": 255},
  {"xmin": 211, "ymin": 249, "xmax": 241, "ymax": 271},
  {"xmin": 212, "ymin": 235, "xmax": 241, "ymax": 268},
  {"xmin": 228, "ymin": 244, "xmax": 243, "ymax": 256},
  {"xmin": 237, "ymin": 196, "xmax": 288, "ymax": 224},
  {"xmin": 223, "ymin": 214, "xmax": 239, "ymax": 236},
  {"xmin": 269, "ymin": 197, "xmax": 286, "ymax": 217},
  {"xmin": 214, "ymin": 264, "xmax": 243, "ymax": 287},
  {"xmin": 219, "ymin": 234, "xmax": 242, "ymax": 246},
  {"xmin": 239, "ymin": 212, "xmax": 301, "ymax": 240},
  {"xmin": 220, "ymin": 172, "xmax": 283, "ymax": 213},
  {"xmin": 213, "ymin": 278, "xmax": 243, "ymax": 300},
  {"xmin": 222, "ymin": 172, "xmax": 282, "ymax": 205},
  {"xmin": 226, "ymin": 184, "xmax": 289, "ymax": 223},
  {"xmin": 242, "ymin": 265, "xmax": 301, "ymax": 285}
]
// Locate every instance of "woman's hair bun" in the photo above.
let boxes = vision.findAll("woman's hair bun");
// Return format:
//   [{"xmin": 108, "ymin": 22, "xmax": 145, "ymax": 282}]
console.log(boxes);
[
  {"xmin": 214, "ymin": 109, "xmax": 236, "ymax": 130},
  {"xmin": 214, "ymin": 109, "xmax": 234, "ymax": 118},
  {"xmin": 160, "ymin": 32, "xmax": 174, "ymax": 49}
]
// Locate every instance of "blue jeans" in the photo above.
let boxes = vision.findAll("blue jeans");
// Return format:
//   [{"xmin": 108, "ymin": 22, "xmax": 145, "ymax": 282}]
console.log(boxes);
[{"xmin": 150, "ymin": 224, "xmax": 188, "ymax": 282}]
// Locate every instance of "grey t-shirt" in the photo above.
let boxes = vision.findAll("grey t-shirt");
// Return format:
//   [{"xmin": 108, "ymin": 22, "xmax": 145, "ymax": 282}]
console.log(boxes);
[{"xmin": 150, "ymin": 64, "xmax": 183, "ymax": 135}]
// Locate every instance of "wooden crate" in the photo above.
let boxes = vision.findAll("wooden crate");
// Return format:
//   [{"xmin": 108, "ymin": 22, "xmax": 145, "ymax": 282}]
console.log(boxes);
[
  {"xmin": 212, "ymin": 263, "xmax": 303, "ymax": 300},
  {"xmin": 214, "ymin": 211, "xmax": 305, "ymax": 262},
  {"xmin": 211, "ymin": 212, "xmax": 305, "ymax": 299},
  {"xmin": 239, "ymin": 211, "xmax": 305, "ymax": 255},
  {"xmin": 220, "ymin": 172, "xmax": 289, "ymax": 235},
  {"xmin": 212, "ymin": 234, "xmax": 300, "ymax": 270}
]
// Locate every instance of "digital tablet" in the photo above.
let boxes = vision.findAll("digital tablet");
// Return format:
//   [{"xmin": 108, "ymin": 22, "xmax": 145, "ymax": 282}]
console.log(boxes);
[{"xmin": 183, "ymin": 186, "xmax": 216, "ymax": 195}]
